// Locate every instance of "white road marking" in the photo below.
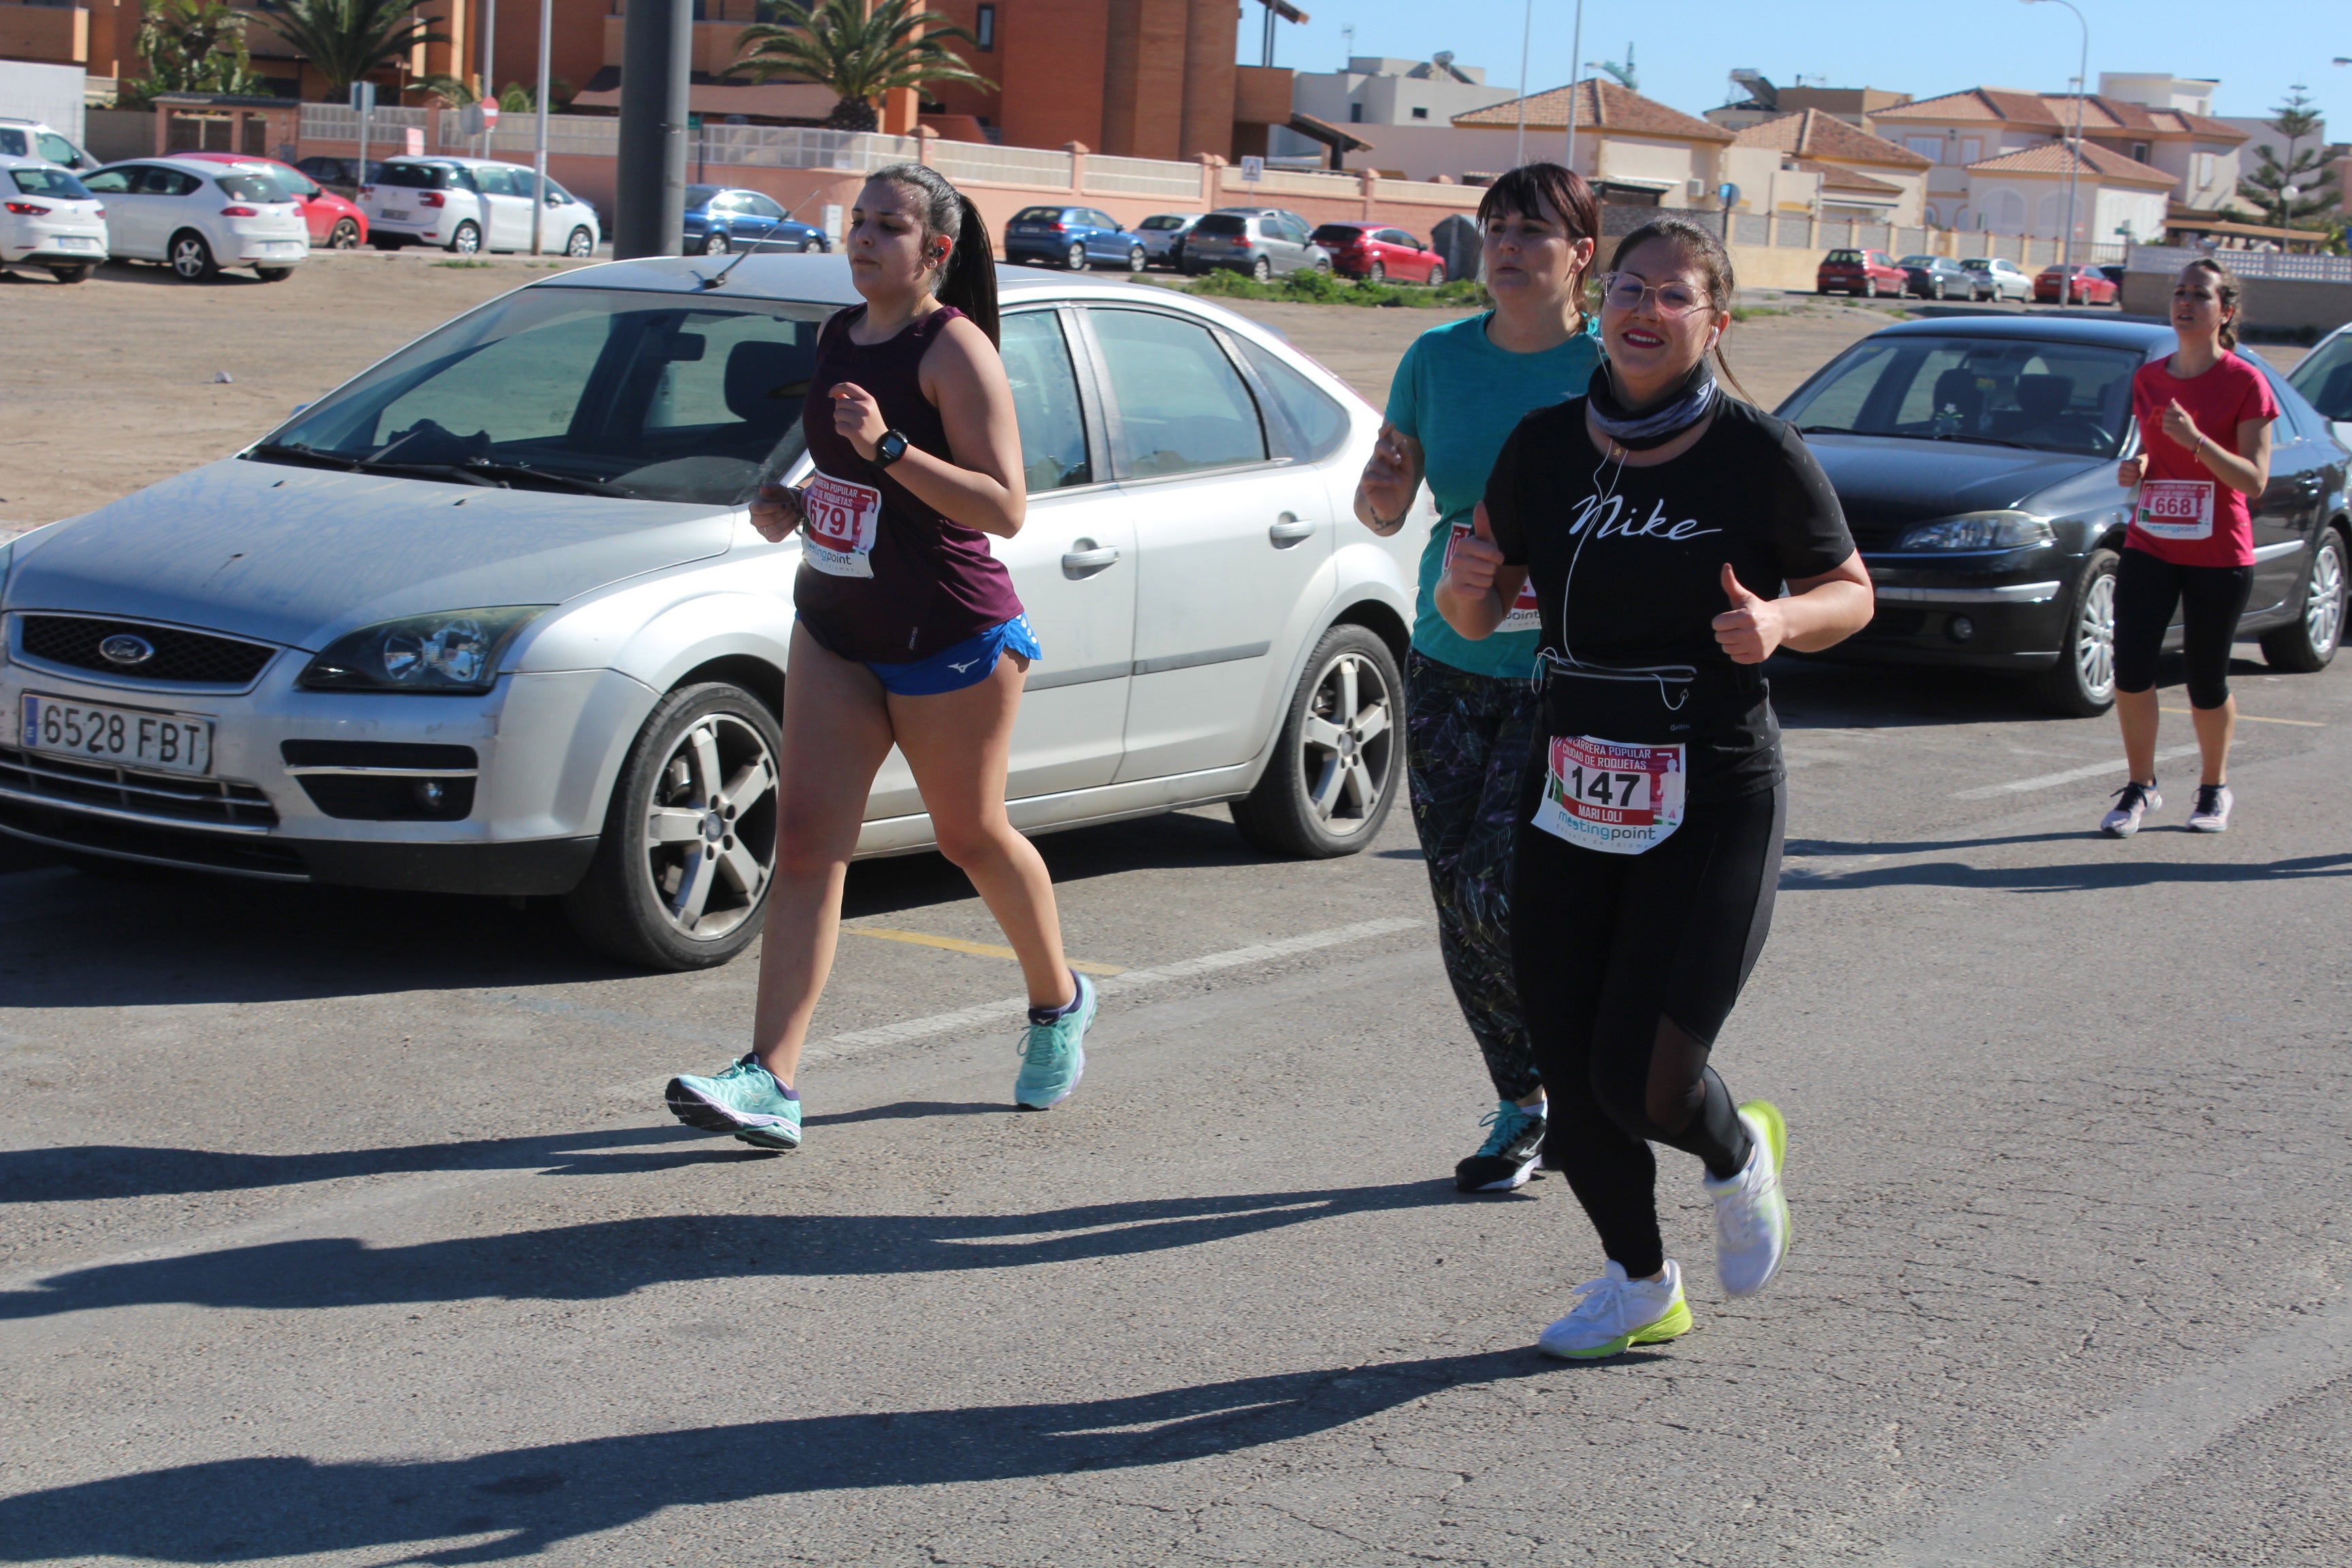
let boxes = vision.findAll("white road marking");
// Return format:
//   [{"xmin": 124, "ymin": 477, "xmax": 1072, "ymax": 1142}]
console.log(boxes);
[
  {"xmin": 815, "ymin": 917, "xmax": 1425, "ymax": 1054},
  {"xmin": 1953, "ymin": 743, "xmax": 2204, "ymax": 800},
  {"xmin": 1880, "ymin": 1292, "xmax": 2352, "ymax": 1567}
]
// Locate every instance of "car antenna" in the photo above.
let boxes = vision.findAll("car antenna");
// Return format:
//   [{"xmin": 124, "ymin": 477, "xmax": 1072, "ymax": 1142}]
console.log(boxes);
[{"xmin": 698, "ymin": 191, "xmax": 835, "ymax": 289}]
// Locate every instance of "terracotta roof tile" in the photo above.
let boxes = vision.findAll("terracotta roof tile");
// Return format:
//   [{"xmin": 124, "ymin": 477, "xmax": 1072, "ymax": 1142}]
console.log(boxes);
[
  {"xmin": 1966, "ymin": 141, "xmax": 2177, "ymax": 188},
  {"xmin": 1731, "ymin": 108, "xmax": 1931, "ymax": 168},
  {"xmin": 1872, "ymin": 86, "xmax": 2063, "ymax": 130},
  {"xmin": 1451, "ymin": 78, "xmax": 1733, "ymax": 142}
]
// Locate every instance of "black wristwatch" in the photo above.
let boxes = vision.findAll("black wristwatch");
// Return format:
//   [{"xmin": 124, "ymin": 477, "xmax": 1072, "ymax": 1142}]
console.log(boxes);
[{"xmin": 872, "ymin": 429, "xmax": 910, "ymax": 470}]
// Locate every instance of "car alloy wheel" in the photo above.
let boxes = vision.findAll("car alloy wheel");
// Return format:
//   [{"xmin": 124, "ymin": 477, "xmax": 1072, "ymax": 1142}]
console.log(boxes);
[
  {"xmin": 449, "ymin": 220, "xmax": 481, "ymax": 255},
  {"xmin": 328, "ymin": 218, "xmax": 360, "ymax": 249},
  {"xmin": 702, "ymin": 230, "xmax": 729, "ymax": 256},
  {"xmin": 169, "ymin": 231, "xmax": 217, "ymax": 281},
  {"xmin": 1231, "ymin": 624, "xmax": 1401, "ymax": 858},
  {"xmin": 566, "ymin": 227, "xmax": 594, "ymax": 258},
  {"xmin": 1066, "ymin": 241, "xmax": 1087, "ymax": 271},
  {"xmin": 2032, "ymin": 549, "xmax": 2119, "ymax": 715},
  {"xmin": 1128, "ymin": 244, "xmax": 1145, "ymax": 272},
  {"xmin": 1426, "ymin": 263, "xmax": 1445, "ymax": 287},
  {"xmin": 1251, "ymin": 255, "xmax": 1271, "ymax": 283},
  {"xmin": 1932, "ymin": 279, "xmax": 1946, "ymax": 299},
  {"xmin": 1865, "ymin": 277, "xmax": 1880, "ymax": 299},
  {"xmin": 1367, "ymin": 260, "xmax": 1384, "ymax": 282},
  {"xmin": 564, "ymin": 683, "xmax": 781, "ymax": 969},
  {"xmin": 2260, "ymin": 526, "xmax": 2347, "ymax": 672}
]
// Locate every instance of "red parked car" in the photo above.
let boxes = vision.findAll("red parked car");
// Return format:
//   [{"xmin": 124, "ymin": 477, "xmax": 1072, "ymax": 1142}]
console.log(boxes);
[
  {"xmin": 1816, "ymin": 248, "xmax": 1908, "ymax": 298},
  {"xmin": 2034, "ymin": 263, "xmax": 2118, "ymax": 306},
  {"xmin": 1309, "ymin": 221, "xmax": 1449, "ymax": 284},
  {"xmin": 180, "ymin": 151, "xmax": 367, "ymax": 248}
]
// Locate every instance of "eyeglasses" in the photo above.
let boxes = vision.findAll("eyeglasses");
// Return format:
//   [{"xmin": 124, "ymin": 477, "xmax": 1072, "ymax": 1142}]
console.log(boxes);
[{"xmin": 1599, "ymin": 272, "xmax": 1712, "ymax": 317}]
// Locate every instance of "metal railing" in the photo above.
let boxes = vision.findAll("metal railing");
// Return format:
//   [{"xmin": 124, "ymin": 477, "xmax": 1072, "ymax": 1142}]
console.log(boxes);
[
  {"xmin": 298, "ymin": 103, "xmax": 428, "ymax": 142},
  {"xmin": 1225, "ymin": 165, "xmax": 1360, "ymax": 199},
  {"xmin": 1081, "ymin": 152, "xmax": 1201, "ymax": 199},
  {"xmin": 2125, "ymin": 242, "xmax": 2352, "ymax": 282}
]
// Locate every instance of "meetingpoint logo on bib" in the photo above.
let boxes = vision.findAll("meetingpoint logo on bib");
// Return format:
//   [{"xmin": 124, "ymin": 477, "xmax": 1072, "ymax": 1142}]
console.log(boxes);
[{"xmin": 803, "ymin": 470, "xmax": 882, "ymax": 578}]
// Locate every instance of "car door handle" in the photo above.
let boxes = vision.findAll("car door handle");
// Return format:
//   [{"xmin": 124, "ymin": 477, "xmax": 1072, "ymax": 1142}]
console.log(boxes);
[
  {"xmin": 1269, "ymin": 513, "xmax": 1316, "ymax": 547},
  {"xmin": 1062, "ymin": 540, "xmax": 1121, "ymax": 578}
]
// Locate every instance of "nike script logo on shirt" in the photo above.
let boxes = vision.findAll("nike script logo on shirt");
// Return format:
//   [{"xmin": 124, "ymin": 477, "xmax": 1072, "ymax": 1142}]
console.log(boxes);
[{"xmin": 1571, "ymin": 493, "xmax": 1721, "ymax": 542}]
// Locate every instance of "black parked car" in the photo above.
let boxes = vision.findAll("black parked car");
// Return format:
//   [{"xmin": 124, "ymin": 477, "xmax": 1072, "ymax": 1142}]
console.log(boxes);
[{"xmin": 1778, "ymin": 316, "xmax": 2349, "ymax": 714}]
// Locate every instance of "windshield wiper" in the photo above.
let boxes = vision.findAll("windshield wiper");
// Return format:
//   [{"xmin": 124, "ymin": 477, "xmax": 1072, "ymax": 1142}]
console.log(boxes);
[
  {"xmin": 1921, "ymin": 431, "xmax": 2034, "ymax": 450},
  {"xmin": 1798, "ymin": 424, "xmax": 1865, "ymax": 436},
  {"xmin": 455, "ymin": 461, "xmax": 634, "ymax": 497},
  {"xmin": 246, "ymin": 441, "xmax": 359, "ymax": 470},
  {"xmin": 353, "ymin": 459, "xmax": 508, "ymax": 488}
]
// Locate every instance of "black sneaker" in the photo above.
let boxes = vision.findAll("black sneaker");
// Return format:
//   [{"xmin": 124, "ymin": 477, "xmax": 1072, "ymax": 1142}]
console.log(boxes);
[{"xmin": 1455, "ymin": 1100, "xmax": 1546, "ymax": 1192}]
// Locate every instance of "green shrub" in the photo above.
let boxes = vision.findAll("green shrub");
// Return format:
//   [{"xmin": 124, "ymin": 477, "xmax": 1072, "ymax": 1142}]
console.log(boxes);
[{"xmin": 1179, "ymin": 267, "xmax": 1487, "ymax": 310}]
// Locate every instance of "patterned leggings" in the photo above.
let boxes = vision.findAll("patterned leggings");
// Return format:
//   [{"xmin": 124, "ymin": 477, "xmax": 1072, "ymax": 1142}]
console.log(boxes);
[{"xmin": 1405, "ymin": 651, "xmax": 1545, "ymax": 1103}]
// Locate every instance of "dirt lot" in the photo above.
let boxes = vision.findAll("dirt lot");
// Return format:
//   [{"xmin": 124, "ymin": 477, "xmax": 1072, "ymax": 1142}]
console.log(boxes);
[{"xmin": 0, "ymin": 252, "xmax": 2308, "ymax": 531}]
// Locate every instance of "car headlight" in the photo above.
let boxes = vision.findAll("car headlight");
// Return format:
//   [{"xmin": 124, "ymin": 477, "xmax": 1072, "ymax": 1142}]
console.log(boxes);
[
  {"xmin": 1893, "ymin": 512, "xmax": 2054, "ymax": 551},
  {"xmin": 299, "ymin": 606, "xmax": 551, "ymax": 693}
]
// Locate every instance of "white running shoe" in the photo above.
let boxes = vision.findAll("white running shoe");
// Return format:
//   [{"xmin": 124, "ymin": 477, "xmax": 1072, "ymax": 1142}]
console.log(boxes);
[
  {"xmin": 2187, "ymin": 784, "xmax": 2234, "ymax": 833},
  {"xmin": 2100, "ymin": 780, "xmax": 2161, "ymax": 838},
  {"xmin": 1536, "ymin": 1260, "xmax": 1693, "ymax": 1359},
  {"xmin": 1705, "ymin": 1101, "xmax": 1791, "ymax": 1298}
]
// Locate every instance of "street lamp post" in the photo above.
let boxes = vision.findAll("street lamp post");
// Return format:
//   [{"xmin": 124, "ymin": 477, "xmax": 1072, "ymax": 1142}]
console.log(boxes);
[
  {"xmin": 1565, "ymin": 0, "xmax": 1585, "ymax": 172},
  {"xmin": 1515, "ymin": 0, "xmax": 1532, "ymax": 167},
  {"xmin": 2022, "ymin": 0, "xmax": 2088, "ymax": 284}
]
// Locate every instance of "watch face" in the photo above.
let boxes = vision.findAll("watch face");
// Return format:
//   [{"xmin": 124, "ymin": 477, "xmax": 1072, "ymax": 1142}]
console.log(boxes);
[{"xmin": 878, "ymin": 431, "xmax": 908, "ymax": 465}]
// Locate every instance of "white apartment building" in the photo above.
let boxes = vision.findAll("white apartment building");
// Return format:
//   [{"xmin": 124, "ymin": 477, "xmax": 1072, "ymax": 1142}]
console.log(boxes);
[{"xmin": 1272, "ymin": 54, "xmax": 1518, "ymax": 170}]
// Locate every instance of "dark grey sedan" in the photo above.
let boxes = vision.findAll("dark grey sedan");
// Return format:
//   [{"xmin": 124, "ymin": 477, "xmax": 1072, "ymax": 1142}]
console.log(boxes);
[
  {"xmin": 1778, "ymin": 316, "xmax": 2349, "ymax": 714},
  {"xmin": 1897, "ymin": 255, "xmax": 1984, "ymax": 301}
]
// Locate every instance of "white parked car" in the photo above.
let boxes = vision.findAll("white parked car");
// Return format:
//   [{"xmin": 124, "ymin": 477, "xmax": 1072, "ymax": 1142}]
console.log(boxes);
[
  {"xmin": 1959, "ymin": 256, "xmax": 2033, "ymax": 303},
  {"xmin": 0, "ymin": 116, "xmax": 93, "ymax": 172},
  {"xmin": 76, "ymin": 156, "xmax": 307, "ymax": 280},
  {"xmin": 0, "ymin": 257, "xmax": 1415, "ymax": 969},
  {"xmin": 0, "ymin": 154, "xmax": 107, "ymax": 282},
  {"xmin": 359, "ymin": 156, "xmax": 600, "ymax": 257}
]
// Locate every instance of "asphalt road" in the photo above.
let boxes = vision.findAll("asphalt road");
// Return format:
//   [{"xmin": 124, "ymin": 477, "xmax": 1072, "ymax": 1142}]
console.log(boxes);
[{"xmin": 3, "ymin": 635, "xmax": 2347, "ymax": 1565}]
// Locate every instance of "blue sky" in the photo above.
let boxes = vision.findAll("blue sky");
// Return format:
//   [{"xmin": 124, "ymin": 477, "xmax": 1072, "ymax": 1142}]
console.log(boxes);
[{"xmin": 1256, "ymin": 0, "xmax": 2349, "ymax": 137}]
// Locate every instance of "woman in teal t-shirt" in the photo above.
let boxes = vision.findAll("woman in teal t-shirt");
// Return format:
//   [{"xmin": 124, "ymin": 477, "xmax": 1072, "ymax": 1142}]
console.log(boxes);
[{"xmin": 1354, "ymin": 163, "xmax": 1603, "ymax": 1194}]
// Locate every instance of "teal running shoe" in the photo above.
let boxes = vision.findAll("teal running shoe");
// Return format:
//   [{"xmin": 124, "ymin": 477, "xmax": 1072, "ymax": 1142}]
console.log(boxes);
[
  {"xmin": 666, "ymin": 1054, "xmax": 802, "ymax": 1150},
  {"xmin": 1013, "ymin": 973, "xmax": 1095, "ymax": 1110},
  {"xmin": 1456, "ymin": 1098, "xmax": 1548, "ymax": 1192}
]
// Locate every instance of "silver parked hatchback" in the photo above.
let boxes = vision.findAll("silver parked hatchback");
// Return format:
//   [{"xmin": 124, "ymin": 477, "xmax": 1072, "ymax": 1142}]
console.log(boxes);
[{"xmin": 0, "ymin": 256, "xmax": 1418, "ymax": 969}]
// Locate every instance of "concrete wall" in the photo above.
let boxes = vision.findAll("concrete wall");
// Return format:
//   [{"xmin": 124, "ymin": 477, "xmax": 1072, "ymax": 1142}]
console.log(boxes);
[
  {"xmin": 0, "ymin": 58, "xmax": 85, "ymax": 142},
  {"xmin": 2121, "ymin": 268, "xmax": 2352, "ymax": 336}
]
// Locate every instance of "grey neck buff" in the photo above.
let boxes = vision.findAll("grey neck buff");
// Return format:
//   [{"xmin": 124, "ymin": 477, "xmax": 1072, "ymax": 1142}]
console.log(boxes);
[{"xmin": 1588, "ymin": 359, "xmax": 1717, "ymax": 451}]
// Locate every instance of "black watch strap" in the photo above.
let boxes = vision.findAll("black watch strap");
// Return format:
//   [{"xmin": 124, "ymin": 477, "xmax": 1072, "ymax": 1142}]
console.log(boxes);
[{"xmin": 873, "ymin": 429, "xmax": 910, "ymax": 469}]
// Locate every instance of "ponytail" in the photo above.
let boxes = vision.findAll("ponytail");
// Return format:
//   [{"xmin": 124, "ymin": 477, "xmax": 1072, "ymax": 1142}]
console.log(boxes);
[{"xmin": 870, "ymin": 161, "xmax": 1000, "ymax": 346}]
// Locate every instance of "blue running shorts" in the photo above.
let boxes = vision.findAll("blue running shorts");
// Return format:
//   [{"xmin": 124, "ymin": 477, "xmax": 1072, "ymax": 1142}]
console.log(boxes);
[{"xmin": 862, "ymin": 615, "xmax": 1042, "ymax": 696}]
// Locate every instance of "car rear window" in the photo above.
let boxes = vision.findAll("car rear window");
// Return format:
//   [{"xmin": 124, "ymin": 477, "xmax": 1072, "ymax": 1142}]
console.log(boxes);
[
  {"xmin": 1012, "ymin": 206, "xmax": 1065, "ymax": 223},
  {"xmin": 214, "ymin": 173, "xmax": 283, "ymax": 202},
  {"xmin": 380, "ymin": 163, "xmax": 451, "ymax": 189},
  {"xmin": 1139, "ymin": 214, "xmax": 1188, "ymax": 230},
  {"xmin": 1825, "ymin": 249, "xmax": 1862, "ymax": 263},
  {"xmin": 9, "ymin": 166, "xmax": 91, "ymax": 198},
  {"xmin": 1311, "ymin": 224, "xmax": 1366, "ymax": 246},
  {"xmin": 1193, "ymin": 214, "xmax": 1247, "ymax": 237}
]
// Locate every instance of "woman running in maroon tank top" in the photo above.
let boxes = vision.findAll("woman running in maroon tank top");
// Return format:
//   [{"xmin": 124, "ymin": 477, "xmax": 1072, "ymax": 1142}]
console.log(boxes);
[{"xmin": 663, "ymin": 165, "xmax": 1096, "ymax": 1151}]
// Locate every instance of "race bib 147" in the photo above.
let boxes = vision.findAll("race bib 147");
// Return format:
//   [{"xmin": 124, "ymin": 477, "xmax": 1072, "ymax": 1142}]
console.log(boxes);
[
  {"xmin": 1531, "ymin": 734, "xmax": 1686, "ymax": 855},
  {"xmin": 2137, "ymin": 478, "xmax": 2215, "ymax": 541},
  {"xmin": 802, "ymin": 470, "xmax": 882, "ymax": 577}
]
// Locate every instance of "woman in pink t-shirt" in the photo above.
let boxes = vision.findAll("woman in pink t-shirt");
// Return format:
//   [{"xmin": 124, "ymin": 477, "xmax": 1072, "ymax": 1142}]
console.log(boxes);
[{"xmin": 2102, "ymin": 259, "xmax": 2277, "ymax": 836}]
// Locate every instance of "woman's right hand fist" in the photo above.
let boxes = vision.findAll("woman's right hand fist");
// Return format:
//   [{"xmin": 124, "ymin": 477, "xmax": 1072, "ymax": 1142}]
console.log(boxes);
[
  {"xmin": 751, "ymin": 483, "xmax": 804, "ymax": 543},
  {"xmin": 2117, "ymin": 456, "xmax": 2144, "ymax": 490},
  {"xmin": 1447, "ymin": 503, "xmax": 1505, "ymax": 595}
]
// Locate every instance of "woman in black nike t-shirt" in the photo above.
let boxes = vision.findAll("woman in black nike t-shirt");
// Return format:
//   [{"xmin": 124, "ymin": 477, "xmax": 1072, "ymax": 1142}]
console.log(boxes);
[{"xmin": 1438, "ymin": 217, "xmax": 1872, "ymax": 1360}]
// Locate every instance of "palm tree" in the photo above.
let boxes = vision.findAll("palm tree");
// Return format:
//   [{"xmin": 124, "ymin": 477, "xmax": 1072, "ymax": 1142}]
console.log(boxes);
[
  {"xmin": 732, "ymin": 0, "xmax": 992, "ymax": 133},
  {"xmin": 127, "ymin": 0, "xmax": 265, "ymax": 102},
  {"xmin": 250, "ymin": 0, "xmax": 448, "ymax": 99}
]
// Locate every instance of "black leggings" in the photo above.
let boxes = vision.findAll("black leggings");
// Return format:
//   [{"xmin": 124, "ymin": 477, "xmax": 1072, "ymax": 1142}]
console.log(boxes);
[
  {"xmin": 1510, "ymin": 772, "xmax": 1783, "ymax": 1279},
  {"xmin": 2113, "ymin": 547, "xmax": 2254, "ymax": 710}
]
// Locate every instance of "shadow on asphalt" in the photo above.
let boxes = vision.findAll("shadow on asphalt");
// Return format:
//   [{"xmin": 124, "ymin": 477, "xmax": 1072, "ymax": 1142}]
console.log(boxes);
[
  {"xmin": 0, "ymin": 1345, "xmax": 1614, "ymax": 1563},
  {"xmin": 0, "ymin": 808, "xmax": 1274, "ymax": 1007},
  {"xmin": 0, "ymin": 1181, "xmax": 1497, "ymax": 1320}
]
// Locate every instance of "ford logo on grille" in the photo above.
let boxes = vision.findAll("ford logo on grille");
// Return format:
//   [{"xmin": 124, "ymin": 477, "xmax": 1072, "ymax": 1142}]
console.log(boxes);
[{"xmin": 99, "ymin": 634, "xmax": 157, "ymax": 667}]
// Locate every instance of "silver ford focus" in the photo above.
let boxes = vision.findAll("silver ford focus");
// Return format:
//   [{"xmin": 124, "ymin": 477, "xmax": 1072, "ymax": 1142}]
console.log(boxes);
[{"xmin": 0, "ymin": 255, "xmax": 1419, "ymax": 968}]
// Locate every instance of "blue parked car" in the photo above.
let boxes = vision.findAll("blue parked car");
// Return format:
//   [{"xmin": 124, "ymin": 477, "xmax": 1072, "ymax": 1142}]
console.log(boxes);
[
  {"xmin": 682, "ymin": 186, "xmax": 828, "ymax": 257},
  {"xmin": 1003, "ymin": 204, "xmax": 1147, "ymax": 272}
]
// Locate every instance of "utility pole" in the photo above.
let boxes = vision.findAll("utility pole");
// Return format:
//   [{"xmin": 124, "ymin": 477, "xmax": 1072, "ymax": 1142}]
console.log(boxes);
[
  {"xmin": 1565, "ymin": 0, "xmax": 1585, "ymax": 172},
  {"xmin": 1515, "ymin": 0, "xmax": 1532, "ymax": 167},
  {"xmin": 479, "ymin": 0, "xmax": 495, "ymax": 158},
  {"xmin": 616, "ymin": 0, "xmax": 691, "ymax": 258},
  {"xmin": 2023, "ymin": 0, "xmax": 2089, "ymax": 285},
  {"xmin": 529, "ymin": 0, "xmax": 551, "ymax": 254}
]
